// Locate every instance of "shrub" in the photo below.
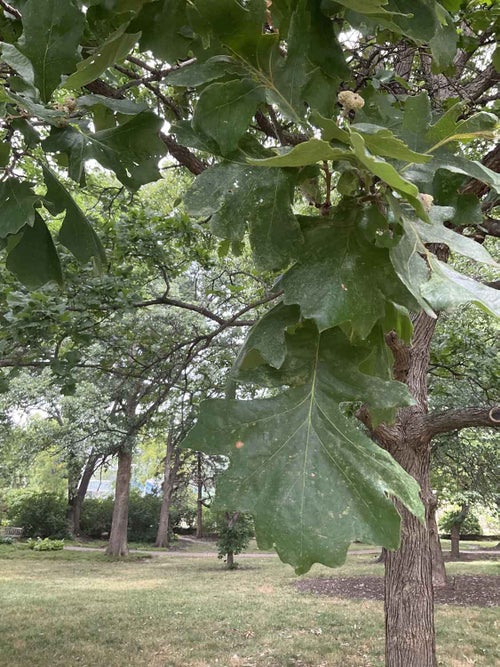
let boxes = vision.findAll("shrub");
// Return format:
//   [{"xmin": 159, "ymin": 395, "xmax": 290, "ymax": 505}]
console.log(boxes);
[
  {"xmin": 439, "ymin": 509, "xmax": 482, "ymax": 535},
  {"xmin": 80, "ymin": 497, "xmax": 114, "ymax": 538},
  {"xmin": 27, "ymin": 537, "xmax": 65, "ymax": 551},
  {"xmin": 127, "ymin": 491, "xmax": 161, "ymax": 542},
  {"xmin": 5, "ymin": 491, "xmax": 68, "ymax": 538},
  {"xmin": 0, "ymin": 536, "xmax": 13, "ymax": 545},
  {"xmin": 81, "ymin": 492, "xmax": 162, "ymax": 542}
]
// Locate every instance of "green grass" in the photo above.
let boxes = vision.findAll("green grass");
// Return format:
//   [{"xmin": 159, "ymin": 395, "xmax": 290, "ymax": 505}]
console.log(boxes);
[
  {"xmin": 440, "ymin": 539, "xmax": 499, "ymax": 551},
  {"xmin": 0, "ymin": 544, "xmax": 497, "ymax": 667}
]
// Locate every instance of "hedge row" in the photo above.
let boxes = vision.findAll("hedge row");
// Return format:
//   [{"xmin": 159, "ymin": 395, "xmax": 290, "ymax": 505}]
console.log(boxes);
[{"xmin": 0, "ymin": 490, "xmax": 195, "ymax": 541}]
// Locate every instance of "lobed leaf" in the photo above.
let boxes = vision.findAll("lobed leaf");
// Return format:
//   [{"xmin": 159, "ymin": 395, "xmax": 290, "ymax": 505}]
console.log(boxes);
[
  {"xmin": 17, "ymin": 0, "xmax": 85, "ymax": 102},
  {"xmin": 6, "ymin": 213, "xmax": 62, "ymax": 288},
  {"xmin": 182, "ymin": 324, "xmax": 422, "ymax": 574},
  {"xmin": 0, "ymin": 179, "xmax": 38, "ymax": 238},
  {"xmin": 42, "ymin": 167, "xmax": 106, "ymax": 270}
]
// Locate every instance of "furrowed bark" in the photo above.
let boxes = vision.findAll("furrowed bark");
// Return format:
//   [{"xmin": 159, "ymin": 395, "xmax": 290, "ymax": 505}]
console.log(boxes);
[
  {"xmin": 425, "ymin": 406, "xmax": 500, "ymax": 438},
  {"xmin": 373, "ymin": 313, "xmax": 439, "ymax": 667},
  {"xmin": 106, "ymin": 447, "xmax": 133, "ymax": 557},
  {"xmin": 155, "ymin": 431, "xmax": 181, "ymax": 548}
]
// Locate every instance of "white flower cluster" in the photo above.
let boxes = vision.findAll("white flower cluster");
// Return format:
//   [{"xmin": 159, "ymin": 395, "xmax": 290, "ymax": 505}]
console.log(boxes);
[{"xmin": 338, "ymin": 90, "xmax": 365, "ymax": 111}]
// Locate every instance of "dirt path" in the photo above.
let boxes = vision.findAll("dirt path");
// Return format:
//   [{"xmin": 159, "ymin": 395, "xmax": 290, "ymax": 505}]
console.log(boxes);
[{"xmin": 64, "ymin": 545, "xmax": 500, "ymax": 559}]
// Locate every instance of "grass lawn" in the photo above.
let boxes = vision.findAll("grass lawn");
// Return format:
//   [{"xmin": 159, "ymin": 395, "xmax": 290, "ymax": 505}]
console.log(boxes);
[{"xmin": 0, "ymin": 543, "xmax": 498, "ymax": 667}]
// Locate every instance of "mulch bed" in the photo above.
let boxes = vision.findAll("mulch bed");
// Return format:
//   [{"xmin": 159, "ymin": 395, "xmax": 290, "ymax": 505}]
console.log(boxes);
[{"xmin": 296, "ymin": 575, "xmax": 500, "ymax": 607}]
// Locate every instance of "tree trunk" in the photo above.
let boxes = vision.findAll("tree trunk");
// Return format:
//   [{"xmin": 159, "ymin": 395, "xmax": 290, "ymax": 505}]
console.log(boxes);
[
  {"xmin": 106, "ymin": 448, "xmax": 133, "ymax": 556},
  {"xmin": 427, "ymin": 491, "xmax": 447, "ymax": 588},
  {"xmin": 450, "ymin": 523, "xmax": 461, "ymax": 559},
  {"xmin": 450, "ymin": 503, "xmax": 469, "ymax": 559},
  {"xmin": 196, "ymin": 451, "xmax": 203, "ymax": 539},
  {"xmin": 69, "ymin": 453, "xmax": 101, "ymax": 537},
  {"xmin": 155, "ymin": 432, "xmax": 180, "ymax": 548},
  {"xmin": 226, "ymin": 550, "xmax": 234, "ymax": 569},
  {"xmin": 384, "ymin": 443, "xmax": 437, "ymax": 667},
  {"xmin": 375, "ymin": 312, "xmax": 439, "ymax": 667}
]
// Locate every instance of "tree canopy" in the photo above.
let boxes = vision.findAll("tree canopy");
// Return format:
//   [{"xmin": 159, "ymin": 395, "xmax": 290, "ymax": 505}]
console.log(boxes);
[{"xmin": 0, "ymin": 3, "xmax": 499, "ymax": 664}]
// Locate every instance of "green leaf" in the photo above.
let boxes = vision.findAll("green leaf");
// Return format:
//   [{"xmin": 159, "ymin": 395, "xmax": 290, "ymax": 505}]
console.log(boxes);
[
  {"xmin": 85, "ymin": 111, "xmax": 166, "ymax": 190},
  {"xmin": 422, "ymin": 258, "xmax": 500, "ymax": 317},
  {"xmin": 430, "ymin": 156, "xmax": 500, "ymax": 194},
  {"xmin": 333, "ymin": 0, "xmax": 406, "ymax": 14},
  {"xmin": 310, "ymin": 111, "xmax": 350, "ymax": 144},
  {"xmin": 42, "ymin": 127, "xmax": 87, "ymax": 183},
  {"xmin": 131, "ymin": 0, "xmax": 193, "ymax": 62},
  {"xmin": 494, "ymin": 45, "xmax": 500, "ymax": 73},
  {"xmin": 186, "ymin": 0, "xmax": 266, "ymax": 62},
  {"xmin": 428, "ymin": 8, "xmax": 457, "ymax": 72},
  {"xmin": 351, "ymin": 124, "xmax": 431, "ymax": 163},
  {"xmin": 265, "ymin": 2, "xmax": 310, "ymax": 123},
  {"xmin": 1, "ymin": 43, "xmax": 35, "ymax": 87},
  {"xmin": 164, "ymin": 56, "xmax": 239, "ymax": 87},
  {"xmin": 389, "ymin": 221, "xmax": 435, "ymax": 316},
  {"xmin": 185, "ymin": 162, "xmax": 302, "ymax": 270},
  {"xmin": 0, "ymin": 179, "xmax": 39, "ymax": 238},
  {"xmin": 0, "ymin": 141, "xmax": 10, "ymax": 167},
  {"xmin": 350, "ymin": 132, "xmax": 420, "ymax": 198},
  {"xmin": 77, "ymin": 95, "xmax": 147, "ymax": 116},
  {"xmin": 238, "ymin": 303, "xmax": 301, "ymax": 371},
  {"xmin": 6, "ymin": 90, "xmax": 67, "ymax": 126},
  {"xmin": 63, "ymin": 28, "xmax": 139, "ymax": 91},
  {"xmin": 401, "ymin": 92, "xmax": 432, "ymax": 152},
  {"xmin": 278, "ymin": 211, "xmax": 417, "ymax": 337},
  {"xmin": 16, "ymin": 0, "xmax": 85, "ymax": 102},
  {"xmin": 192, "ymin": 79, "xmax": 264, "ymax": 156},
  {"xmin": 414, "ymin": 207, "xmax": 497, "ymax": 266},
  {"xmin": 182, "ymin": 324, "xmax": 423, "ymax": 574},
  {"xmin": 6, "ymin": 213, "xmax": 62, "ymax": 287},
  {"xmin": 42, "ymin": 167, "xmax": 106, "ymax": 269},
  {"xmin": 248, "ymin": 138, "xmax": 351, "ymax": 167}
]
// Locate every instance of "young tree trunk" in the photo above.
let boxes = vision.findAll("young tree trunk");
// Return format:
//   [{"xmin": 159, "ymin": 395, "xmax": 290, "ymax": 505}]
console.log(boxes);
[
  {"xmin": 384, "ymin": 440, "xmax": 436, "ymax": 667},
  {"xmin": 427, "ymin": 489, "xmax": 447, "ymax": 588},
  {"xmin": 450, "ymin": 503, "xmax": 469, "ymax": 559},
  {"xmin": 106, "ymin": 448, "xmax": 133, "ymax": 556},
  {"xmin": 369, "ymin": 312, "xmax": 439, "ymax": 667},
  {"xmin": 155, "ymin": 432, "xmax": 180, "ymax": 548},
  {"xmin": 450, "ymin": 523, "xmax": 461, "ymax": 559},
  {"xmin": 68, "ymin": 452, "xmax": 101, "ymax": 537},
  {"xmin": 196, "ymin": 451, "xmax": 203, "ymax": 539},
  {"xmin": 226, "ymin": 550, "xmax": 234, "ymax": 569}
]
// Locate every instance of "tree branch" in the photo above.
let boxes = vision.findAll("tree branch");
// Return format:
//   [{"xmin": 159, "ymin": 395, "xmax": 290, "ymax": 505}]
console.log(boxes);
[
  {"xmin": 425, "ymin": 406, "xmax": 500, "ymax": 438},
  {"xmin": 0, "ymin": 0, "xmax": 22, "ymax": 19}
]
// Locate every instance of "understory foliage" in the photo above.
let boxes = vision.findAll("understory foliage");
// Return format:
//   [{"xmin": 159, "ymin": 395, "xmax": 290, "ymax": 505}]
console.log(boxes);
[
  {"xmin": 438, "ymin": 508, "xmax": 482, "ymax": 535},
  {"xmin": 216, "ymin": 511, "xmax": 254, "ymax": 564}
]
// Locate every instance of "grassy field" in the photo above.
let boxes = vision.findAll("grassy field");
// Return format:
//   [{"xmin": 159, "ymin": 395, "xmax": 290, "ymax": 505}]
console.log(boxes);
[{"xmin": 0, "ymin": 543, "xmax": 498, "ymax": 667}]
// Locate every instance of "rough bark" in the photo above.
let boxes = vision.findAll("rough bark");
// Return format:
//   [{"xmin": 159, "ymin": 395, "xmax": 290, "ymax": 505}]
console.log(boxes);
[
  {"xmin": 226, "ymin": 550, "xmax": 235, "ymax": 569},
  {"xmin": 106, "ymin": 448, "xmax": 133, "ymax": 557},
  {"xmin": 450, "ymin": 523, "xmax": 461, "ymax": 559},
  {"xmin": 68, "ymin": 453, "xmax": 100, "ymax": 536},
  {"xmin": 427, "ymin": 492, "xmax": 447, "ymax": 588},
  {"xmin": 450, "ymin": 504, "xmax": 469, "ymax": 559},
  {"xmin": 425, "ymin": 406, "xmax": 500, "ymax": 437},
  {"xmin": 196, "ymin": 452, "xmax": 203, "ymax": 539},
  {"xmin": 155, "ymin": 432, "xmax": 181, "ymax": 548},
  {"xmin": 372, "ymin": 312, "xmax": 438, "ymax": 667}
]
